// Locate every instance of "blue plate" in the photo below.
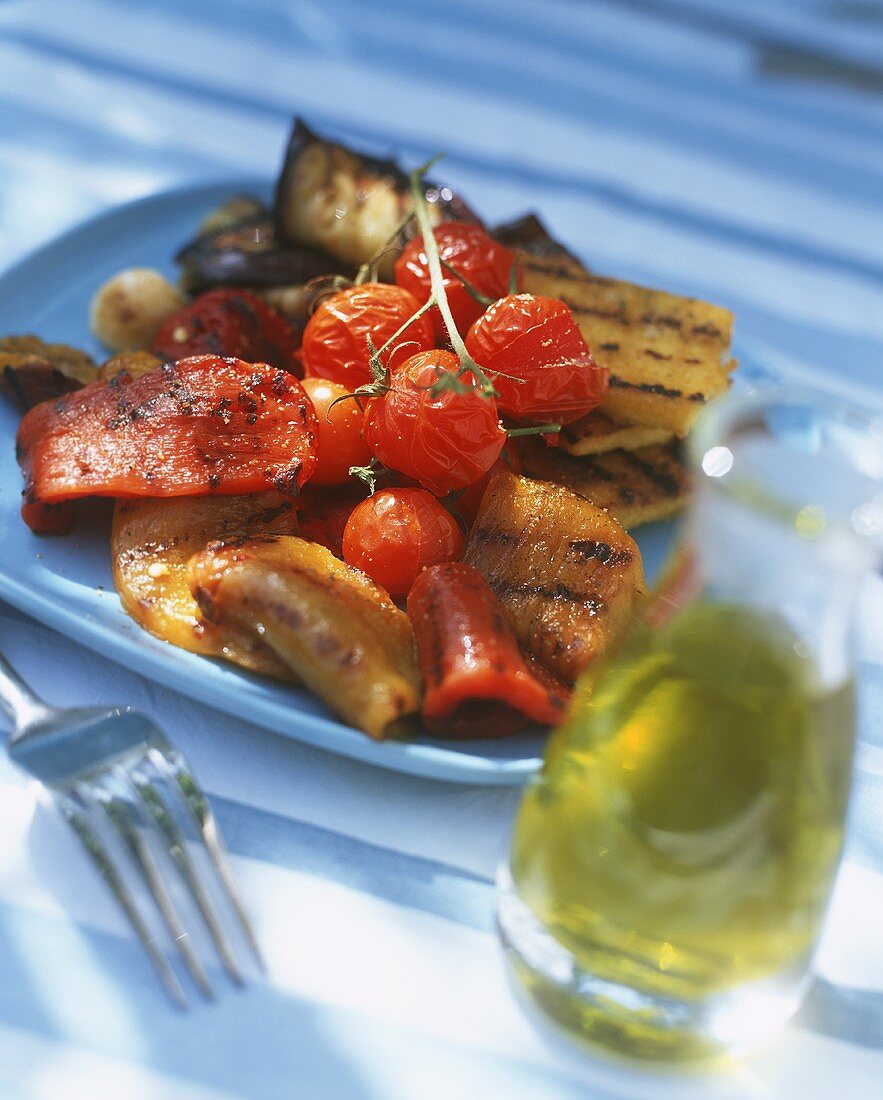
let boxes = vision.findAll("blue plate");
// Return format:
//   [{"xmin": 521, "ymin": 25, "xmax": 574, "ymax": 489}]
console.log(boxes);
[{"xmin": 0, "ymin": 181, "xmax": 680, "ymax": 785}]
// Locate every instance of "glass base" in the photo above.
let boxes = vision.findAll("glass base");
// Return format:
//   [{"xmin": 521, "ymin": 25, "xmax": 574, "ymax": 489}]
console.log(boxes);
[{"xmin": 496, "ymin": 864, "xmax": 809, "ymax": 1065}]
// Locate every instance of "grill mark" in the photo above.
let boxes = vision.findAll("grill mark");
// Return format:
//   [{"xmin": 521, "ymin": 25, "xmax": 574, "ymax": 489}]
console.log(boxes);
[
  {"xmin": 692, "ymin": 323, "xmax": 723, "ymax": 338},
  {"xmin": 491, "ymin": 578, "xmax": 606, "ymax": 615},
  {"xmin": 643, "ymin": 349, "xmax": 673, "ymax": 361},
  {"xmin": 468, "ymin": 527, "xmax": 518, "ymax": 546},
  {"xmin": 559, "ymin": 298, "xmax": 627, "ymax": 322},
  {"xmin": 642, "ymin": 313, "xmax": 681, "ymax": 330},
  {"xmin": 568, "ymin": 539, "xmax": 632, "ymax": 566},
  {"xmin": 619, "ymin": 449, "xmax": 683, "ymax": 499},
  {"xmin": 608, "ymin": 375, "xmax": 682, "ymax": 400},
  {"xmin": 599, "ymin": 342, "xmax": 620, "ymax": 351}
]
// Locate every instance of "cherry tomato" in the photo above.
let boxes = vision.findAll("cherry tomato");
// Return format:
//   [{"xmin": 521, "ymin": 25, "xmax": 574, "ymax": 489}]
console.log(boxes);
[
  {"xmin": 151, "ymin": 289, "xmax": 300, "ymax": 373},
  {"xmin": 301, "ymin": 282, "xmax": 435, "ymax": 388},
  {"xmin": 394, "ymin": 222, "xmax": 518, "ymax": 340},
  {"xmin": 301, "ymin": 376, "xmax": 372, "ymax": 486},
  {"xmin": 342, "ymin": 488, "xmax": 464, "ymax": 599},
  {"xmin": 363, "ymin": 349, "xmax": 506, "ymax": 496},
  {"xmin": 465, "ymin": 294, "xmax": 608, "ymax": 424}
]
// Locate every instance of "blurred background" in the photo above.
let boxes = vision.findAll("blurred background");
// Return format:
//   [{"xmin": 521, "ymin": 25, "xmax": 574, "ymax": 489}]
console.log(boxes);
[{"xmin": 0, "ymin": 0, "xmax": 881, "ymax": 387}]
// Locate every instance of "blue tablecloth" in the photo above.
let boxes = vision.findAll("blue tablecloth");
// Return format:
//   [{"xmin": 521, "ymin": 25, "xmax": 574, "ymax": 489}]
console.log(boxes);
[{"xmin": 1, "ymin": 1, "xmax": 882, "ymax": 1096}]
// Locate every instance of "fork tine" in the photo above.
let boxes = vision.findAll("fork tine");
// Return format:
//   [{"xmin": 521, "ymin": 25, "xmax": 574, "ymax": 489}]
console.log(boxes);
[
  {"xmin": 100, "ymin": 768, "xmax": 214, "ymax": 1000},
  {"xmin": 57, "ymin": 790, "xmax": 188, "ymax": 1009},
  {"xmin": 151, "ymin": 747, "xmax": 265, "ymax": 971},
  {"xmin": 132, "ymin": 758, "xmax": 244, "ymax": 986}
]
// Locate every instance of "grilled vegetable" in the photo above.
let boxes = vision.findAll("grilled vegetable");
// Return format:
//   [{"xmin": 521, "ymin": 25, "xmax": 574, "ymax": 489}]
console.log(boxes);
[
  {"xmin": 112, "ymin": 492, "xmax": 300, "ymax": 680},
  {"xmin": 492, "ymin": 212, "xmax": 586, "ymax": 270},
  {"xmin": 197, "ymin": 195, "xmax": 267, "ymax": 236},
  {"xmin": 519, "ymin": 437, "xmax": 690, "ymax": 528},
  {"xmin": 0, "ymin": 335, "xmax": 97, "ymax": 411},
  {"xmin": 465, "ymin": 470, "xmax": 646, "ymax": 682},
  {"xmin": 274, "ymin": 118, "xmax": 479, "ymax": 272},
  {"xmin": 176, "ymin": 214, "xmax": 347, "ymax": 297},
  {"xmin": 21, "ymin": 500, "xmax": 75, "ymax": 536},
  {"xmin": 97, "ymin": 350, "xmax": 163, "ymax": 383},
  {"xmin": 408, "ymin": 562, "xmax": 570, "ymax": 738},
  {"xmin": 17, "ymin": 355, "xmax": 318, "ymax": 525},
  {"xmin": 189, "ymin": 535, "xmax": 421, "ymax": 738},
  {"xmin": 521, "ymin": 255, "xmax": 735, "ymax": 435},
  {"xmin": 151, "ymin": 289, "xmax": 301, "ymax": 373},
  {"xmin": 558, "ymin": 408, "xmax": 673, "ymax": 456},
  {"xmin": 90, "ymin": 268, "xmax": 185, "ymax": 352}
]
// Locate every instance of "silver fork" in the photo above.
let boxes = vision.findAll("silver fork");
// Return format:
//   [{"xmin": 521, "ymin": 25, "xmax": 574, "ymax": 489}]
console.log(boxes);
[{"xmin": 0, "ymin": 650, "xmax": 263, "ymax": 1007}]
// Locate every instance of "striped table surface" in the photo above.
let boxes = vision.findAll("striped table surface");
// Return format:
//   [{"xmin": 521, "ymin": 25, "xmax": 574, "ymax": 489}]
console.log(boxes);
[{"xmin": 0, "ymin": 1, "xmax": 882, "ymax": 1097}]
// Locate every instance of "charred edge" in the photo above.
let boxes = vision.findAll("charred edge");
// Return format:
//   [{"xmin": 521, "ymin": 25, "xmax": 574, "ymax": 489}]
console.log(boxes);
[
  {"xmin": 568, "ymin": 539, "xmax": 633, "ymax": 566},
  {"xmin": 273, "ymin": 460, "xmax": 303, "ymax": 496},
  {"xmin": 608, "ymin": 375, "xmax": 682, "ymax": 400},
  {"xmin": 491, "ymin": 578, "xmax": 607, "ymax": 615}
]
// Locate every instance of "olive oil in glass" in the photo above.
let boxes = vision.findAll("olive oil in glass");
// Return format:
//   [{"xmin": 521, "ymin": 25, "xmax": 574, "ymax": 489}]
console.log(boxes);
[{"xmin": 498, "ymin": 391, "xmax": 883, "ymax": 1062}]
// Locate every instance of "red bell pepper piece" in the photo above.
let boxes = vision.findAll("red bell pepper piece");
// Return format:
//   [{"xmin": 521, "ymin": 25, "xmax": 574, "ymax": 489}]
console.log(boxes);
[
  {"xmin": 408, "ymin": 561, "xmax": 570, "ymax": 738},
  {"xmin": 17, "ymin": 355, "xmax": 318, "ymax": 530}
]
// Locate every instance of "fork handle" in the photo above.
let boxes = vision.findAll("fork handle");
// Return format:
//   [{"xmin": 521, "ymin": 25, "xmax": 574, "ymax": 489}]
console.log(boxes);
[{"xmin": 0, "ymin": 651, "xmax": 49, "ymax": 733}]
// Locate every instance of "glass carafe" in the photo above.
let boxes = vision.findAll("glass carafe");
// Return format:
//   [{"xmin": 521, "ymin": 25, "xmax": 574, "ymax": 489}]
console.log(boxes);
[{"xmin": 497, "ymin": 388, "xmax": 883, "ymax": 1063}]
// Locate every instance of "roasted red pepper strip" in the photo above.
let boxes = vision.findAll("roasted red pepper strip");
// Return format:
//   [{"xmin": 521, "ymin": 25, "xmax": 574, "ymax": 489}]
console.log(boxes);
[
  {"xmin": 408, "ymin": 561, "xmax": 570, "ymax": 738},
  {"xmin": 20, "ymin": 500, "xmax": 75, "ymax": 536},
  {"xmin": 151, "ymin": 289, "xmax": 301, "ymax": 374},
  {"xmin": 17, "ymin": 355, "xmax": 318, "ymax": 526}
]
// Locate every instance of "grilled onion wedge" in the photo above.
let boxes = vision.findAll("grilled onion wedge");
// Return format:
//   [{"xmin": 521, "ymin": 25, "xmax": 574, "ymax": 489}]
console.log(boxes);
[
  {"xmin": 112, "ymin": 492, "xmax": 300, "ymax": 680},
  {"xmin": 189, "ymin": 536, "xmax": 421, "ymax": 739},
  {"xmin": 465, "ymin": 470, "xmax": 646, "ymax": 683}
]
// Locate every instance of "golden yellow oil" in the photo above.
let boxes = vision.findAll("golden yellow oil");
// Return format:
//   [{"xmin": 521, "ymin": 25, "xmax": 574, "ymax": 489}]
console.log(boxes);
[{"xmin": 509, "ymin": 602, "xmax": 854, "ymax": 1056}]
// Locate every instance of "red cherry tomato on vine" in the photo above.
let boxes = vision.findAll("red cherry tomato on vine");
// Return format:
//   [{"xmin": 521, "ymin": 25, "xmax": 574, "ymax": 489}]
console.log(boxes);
[
  {"xmin": 151, "ymin": 289, "xmax": 300, "ymax": 373},
  {"xmin": 363, "ymin": 349, "xmax": 506, "ymax": 496},
  {"xmin": 301, "ymin": 282, "xmax": 435, "ymax": 388},
  {"xmin": 465, "ymin": 294, "xmax": 608, "ymax": 424},
  {"xmin": 342, "ymin": 488, "xmax": 465, "ymax": 599},
  {"xmin": 301, "ymin": 377, "xmax": 372, "ymax": 486},
  {"xmin": 394, "ymin": 222, "xmax": 518, "ymax": 340}
]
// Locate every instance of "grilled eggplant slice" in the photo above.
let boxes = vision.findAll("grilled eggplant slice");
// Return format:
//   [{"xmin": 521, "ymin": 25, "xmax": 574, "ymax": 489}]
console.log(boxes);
[
  {"xmin": 492, "ymin": 213, "xmax": 586, "ymax": 271},
  {"xmin": 521, "ymin": 255, "xmax": 735, "ymax": 435},
  {"xmin": 465, "ymin": 470, "xmax": 646, "ymax": 683},
  {"xmin": 176, "ymin": 214, "xmax": 348, "ymax": 297},
  {"xmin": 274, "ymin": 118, "xmax": 480, "ymax": 273},
  {"xmin": 112, "ymin": 491, "xmax": 300, "ymax": 680},
  {"xmin": 0, "ymin": 335, "xmax": 97, "ymax": 411},
  {"xmin": 520, "ymin": 437, "xmax": 690, "ymax": 529},
  {"xmin": 189, "ymin": 536, "xmax": 421, "ymax": 738},
  {"xmin": 558, "ymin": 408, "xmax": 673, "ymax": 456}
]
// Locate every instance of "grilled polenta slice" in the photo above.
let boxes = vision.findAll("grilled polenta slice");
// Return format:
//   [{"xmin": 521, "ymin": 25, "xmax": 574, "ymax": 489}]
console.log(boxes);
[
  {"xmin": 465, "ymin": 471, "xmax": 645, "ymax": 683},
  {"xmin": 189, "ymin": 536, "xmax": 421, "ymax": 739},
  {"xmin": 520, "ymin": 437, "xmax": 689, "ymax": 529},
  {"xmin": 558, "ymin": 408, "xmax": 674, "ymax": 456},
  {"xmin": 521, "ymin": 255, "xmax": 734, "ymax": 435}
]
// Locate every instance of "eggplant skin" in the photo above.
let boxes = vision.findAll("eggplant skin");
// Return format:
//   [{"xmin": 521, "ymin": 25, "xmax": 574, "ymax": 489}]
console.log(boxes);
[
  {"xmin": 274, "ymin": 117, "xmax": 481, "ymax": 270},
  {"xmin": 492, "ymin": 213, "xmax": 586, "ymax": 269},
  {"xmin": 189, "ymin": 535, "xmax": 422, "ymax": 739},
  {"xmin": 176, "ymin": 215, "xmax": 349, "ymax": 295}
]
